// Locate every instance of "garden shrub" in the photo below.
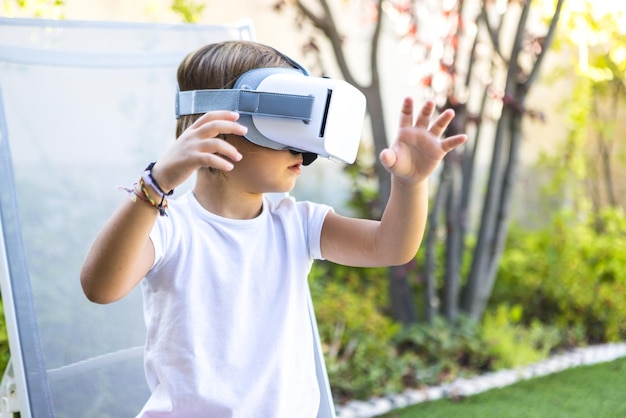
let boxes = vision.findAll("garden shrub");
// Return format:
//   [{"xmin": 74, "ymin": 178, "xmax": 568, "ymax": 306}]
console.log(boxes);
[
  {"xmin": 493, "ymin": 208, "xmax": 626, "ymax": 345},
  {"xmin": 393, "ymin": 315, "xmax": 493, "ymax": 386},
  {"xmin": 0, "ymin": 301, "xmax": 9, "ymax": 372},
  {"xmin": 310, "ymin": 262, "xmax": 404, "ymax": 401},
  {"xmin": 310, "ymin": 206, "xmax": 626, "ymax": 401},
  {"xmin": 481, "ymin": 304, "xmax": 560, "ymax": 369},
  {"xmin": 311, "ymin": 255, "xmax": 565, "ymax": 400}
]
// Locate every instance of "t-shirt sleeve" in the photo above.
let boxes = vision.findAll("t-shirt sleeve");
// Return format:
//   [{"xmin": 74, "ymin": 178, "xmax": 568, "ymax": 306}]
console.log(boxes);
[
  {"xmin": 300, "ymin": 201, "xmax": 333, "ymax": 261},
  {"xmin": 148, "ymin": 215, "xmax": 171, "ymax": 272}
]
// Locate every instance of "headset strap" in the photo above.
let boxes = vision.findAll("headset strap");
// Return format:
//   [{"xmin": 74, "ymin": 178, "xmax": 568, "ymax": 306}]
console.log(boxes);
[{"xmin": 176, "ymin": 89, "xmax": 313, "ymax": 121}]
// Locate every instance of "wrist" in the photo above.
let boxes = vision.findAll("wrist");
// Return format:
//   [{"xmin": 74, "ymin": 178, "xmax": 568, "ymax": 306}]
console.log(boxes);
[
  {"xmin": 392, "ymin": 174, "xmax": 428, "ymax": 190},
  {"xmin": 144, "ymin": 162, "xmax": 175, "ymax": 196}
]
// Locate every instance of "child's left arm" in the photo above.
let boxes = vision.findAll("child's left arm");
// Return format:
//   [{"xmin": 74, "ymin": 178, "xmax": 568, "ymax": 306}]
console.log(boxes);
[{"xmin": 321, "ymin": 97, "xmax": 467, "ymax": 267}]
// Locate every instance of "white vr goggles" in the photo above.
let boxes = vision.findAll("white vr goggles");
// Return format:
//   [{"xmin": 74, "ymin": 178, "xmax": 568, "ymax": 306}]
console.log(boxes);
[{"xmin": 175, "ymin": 60, "xmax": 366, "ymax": 165}]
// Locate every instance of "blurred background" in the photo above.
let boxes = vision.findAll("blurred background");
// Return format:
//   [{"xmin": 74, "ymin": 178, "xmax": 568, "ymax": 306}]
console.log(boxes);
[{"xmin": 1, "ymin": 0, "xmax": 625, "ymax": 416}]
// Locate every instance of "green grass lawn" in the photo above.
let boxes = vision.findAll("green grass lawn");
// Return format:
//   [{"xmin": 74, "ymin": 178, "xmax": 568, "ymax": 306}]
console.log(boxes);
[{"xmin": 379, "ymin": 356, "xmax": 626, "ymax": 418}]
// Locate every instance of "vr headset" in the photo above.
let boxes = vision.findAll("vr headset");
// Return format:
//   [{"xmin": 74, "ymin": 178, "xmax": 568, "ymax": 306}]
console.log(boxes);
[{"xmin": 175, "ymin": 54, "xmax": 366, "ymax": 165}]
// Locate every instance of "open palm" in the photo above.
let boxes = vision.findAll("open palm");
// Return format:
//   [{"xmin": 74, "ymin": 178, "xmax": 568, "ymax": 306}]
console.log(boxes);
[{"xmin": 380, "ymin": 97, "xmax": 467, "ymax": 184}]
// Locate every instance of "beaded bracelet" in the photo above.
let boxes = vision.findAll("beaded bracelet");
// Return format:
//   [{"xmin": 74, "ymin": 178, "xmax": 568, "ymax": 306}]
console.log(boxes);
[
  {"xmin": 118, "ymin": 162, "xmax": 172, "ymax": 216},
  {"xmin": 139, "ymin": 177, "xmax": 169, "ymax": 216},
  {"xmin": 118, "ymin": 182, "xmax": 168, "ymax": 216},
  {"xmin": 143, "ymin": 162, "xmax": 174, "ymax": 198}
]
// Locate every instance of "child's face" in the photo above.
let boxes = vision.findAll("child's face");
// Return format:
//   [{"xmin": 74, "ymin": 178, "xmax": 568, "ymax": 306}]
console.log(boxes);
[{"xmin": 223, "ymin": 135, "xmax": 304, "ymax": 194}]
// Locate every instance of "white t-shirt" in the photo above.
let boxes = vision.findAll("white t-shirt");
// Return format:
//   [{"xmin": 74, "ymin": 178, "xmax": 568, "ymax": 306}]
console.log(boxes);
[{"xmin": 136, "ymin": 191, "xmax": 332, "ymax": 418}]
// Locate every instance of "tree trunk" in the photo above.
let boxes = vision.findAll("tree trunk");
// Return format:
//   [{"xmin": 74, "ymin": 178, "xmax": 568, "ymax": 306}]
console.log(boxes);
[
  {"xmin": 364, "ymin": 84, "xmax": 417, "ymax": 325},
  {"xmin": 389, "ymin": 264, "xmax": 418, "ymax": 325},
  {"xmin": 362, "ymin": 85, "xmax": 391, "ymax": 215},
  {"xmin": 461, "ymin": 0, "xmax": 564, "ymax": 319},
  {"xmin": 461, "ymin": 107, "xmax": 511, "ymax": 319},
  {"xmin": 285, "ymin": 0, "xmax": 566, "ymax": 324},
  {"xmin": 443, "ymin": 161, "xmax": 461, "ymax": 322},
  {"xmin": 479, "ymin": 99, "xmax": 524, "ymax": 315},
  {"xmin": 424, "ymin": 165, "xmax": 451, "ymax": 323}
]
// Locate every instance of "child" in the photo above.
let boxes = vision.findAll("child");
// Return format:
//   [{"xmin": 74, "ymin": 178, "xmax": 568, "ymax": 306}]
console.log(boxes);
[{"xmin": 80, "ymin": 40, "xmax": 466, "ymax": 417}]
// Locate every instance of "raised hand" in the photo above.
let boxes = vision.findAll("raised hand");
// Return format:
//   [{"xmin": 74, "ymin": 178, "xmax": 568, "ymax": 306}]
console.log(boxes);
[
  {"xmin": 150, "ymin": 111, "xmax": 247, "ymax": 192},
  {"xmin": 379, "ymin": 97, "xmax": 467, "ymax": 184}
]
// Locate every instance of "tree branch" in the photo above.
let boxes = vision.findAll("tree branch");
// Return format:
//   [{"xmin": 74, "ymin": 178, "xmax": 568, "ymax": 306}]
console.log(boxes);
[
  {"xmin": 368, "ymin": 0, "xmax": 384, "ymax": 87},
  {"xmin": 505, "ymin": 0, "xmax": 531, "ymax": 90},
  {"xmin": 294, "ymin": 0, "xmax": 359, "ymax": 86},
  {"xmin": 524, "ymin": 0, "xmax": 565, "ymax": 89},
  {"xmin": 478, "ymin": 0, "xmax": 507, "ymax": 64}
]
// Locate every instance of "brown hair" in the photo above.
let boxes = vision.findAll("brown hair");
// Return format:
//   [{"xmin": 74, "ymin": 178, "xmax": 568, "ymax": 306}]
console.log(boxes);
[{"xmin": 175, "ymin": 40, "xmax": 294, "ymax": 138}]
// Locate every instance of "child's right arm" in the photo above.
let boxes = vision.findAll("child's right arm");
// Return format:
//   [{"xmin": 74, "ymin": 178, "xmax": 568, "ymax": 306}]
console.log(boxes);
[
  {"xmin": 80, "ymin": 196, "xmax": 158, "ymax": 304},
  {"xmin": 80, "ymin": 111, "xmax": 247, "ymax": 304}
]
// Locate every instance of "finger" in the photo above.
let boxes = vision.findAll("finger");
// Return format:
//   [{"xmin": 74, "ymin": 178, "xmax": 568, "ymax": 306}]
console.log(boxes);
[
  {"xmin": 196, "ymin": 152, "xmax": 238, "ymax": 172},
  {"xmin": 198, "ymin": 137, "xmax": 243, "ymax": 163},
  {"xmin": 414, "ymin": 100, "xmax": 436, "ymax": 129},
  {"xmin": 440, "ymin": 134, "xmax": 468, "ymax": 153},
  {"xmin": 399, "ymin": 97, "xmax": 415, "ymax": 128},
  {"xmin": 195, "ymin": 119, "xmax": 249, "ymax": 140},
  {"xmin": 190, "ymin": 110, "xmax": 240, "ymax": 129},
  {"xmin": 428, "ymin": 108, "xmax": 455, "ymax": 137}
]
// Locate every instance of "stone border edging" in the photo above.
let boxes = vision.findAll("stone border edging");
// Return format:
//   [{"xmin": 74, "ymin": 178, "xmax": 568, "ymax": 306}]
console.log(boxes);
[{"xmin": 335, "ymin": 342, "xmax": 626, "ymax": 418}]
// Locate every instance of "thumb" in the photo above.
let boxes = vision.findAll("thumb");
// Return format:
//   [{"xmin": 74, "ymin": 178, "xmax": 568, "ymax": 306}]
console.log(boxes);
[{"xmin": 379, "ymin": 148, "xmax": 397, "ymax": 170}]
